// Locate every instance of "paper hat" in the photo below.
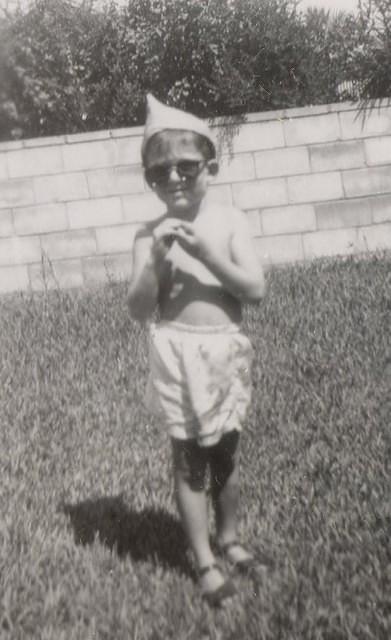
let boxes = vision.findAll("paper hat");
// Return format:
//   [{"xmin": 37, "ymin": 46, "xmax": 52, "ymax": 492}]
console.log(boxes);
[{"xmin": 141, "ymin": 94, "xmax": 216, "ymax": 161}]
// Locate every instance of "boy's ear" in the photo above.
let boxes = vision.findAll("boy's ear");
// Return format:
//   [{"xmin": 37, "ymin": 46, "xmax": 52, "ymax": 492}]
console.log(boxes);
[
  {"xmin": 145, "ymin": 175, "xmax": 153, "ymax": 189},
  {"xmin": 144, "ymin": 170, "xmax": 157, "ymax": 190},
  {"xmin": 207, "ymin": 159, "xmax": 219, "ymax": 177}
]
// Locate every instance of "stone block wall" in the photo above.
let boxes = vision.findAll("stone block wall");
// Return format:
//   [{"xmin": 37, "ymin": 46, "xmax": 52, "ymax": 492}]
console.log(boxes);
[{"xmin": 0, "ymin": 100, "xmax": 390, "ymax": 294}]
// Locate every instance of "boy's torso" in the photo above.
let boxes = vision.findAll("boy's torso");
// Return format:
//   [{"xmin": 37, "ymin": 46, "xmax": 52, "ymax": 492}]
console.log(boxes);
[{"xmin": 150, "ymin": 204, "xmax": 241, "ymax": 325}]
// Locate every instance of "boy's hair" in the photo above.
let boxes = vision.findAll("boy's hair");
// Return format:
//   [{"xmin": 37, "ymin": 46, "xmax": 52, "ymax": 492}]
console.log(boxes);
[{"xmin": 142, "ymin": 129, "xmax": 216, "ymax": 166}]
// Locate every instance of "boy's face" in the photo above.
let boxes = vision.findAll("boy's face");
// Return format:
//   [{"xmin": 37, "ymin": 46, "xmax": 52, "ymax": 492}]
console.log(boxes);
[{"xmin": 144, "ymin": 130, "xmax": 217, "ymax": 217}]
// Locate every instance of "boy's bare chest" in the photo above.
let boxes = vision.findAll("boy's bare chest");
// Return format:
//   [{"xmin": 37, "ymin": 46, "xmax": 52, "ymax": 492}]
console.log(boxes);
[
  {"xmin": 165, "ymin": 222, "xmax": 230, "ymax": 287},
  {"xmin": 166, "ymin": 243, "xmax": 218, "ymax": 286}
]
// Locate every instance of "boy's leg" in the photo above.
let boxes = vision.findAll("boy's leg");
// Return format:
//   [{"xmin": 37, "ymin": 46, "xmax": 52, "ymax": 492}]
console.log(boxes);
[
  {"xmin": 171, "ymin": 437, "xmax": 230, "ymax": 593},
  {"xmin": 209, "ymin": 430, "xmax": 253, "ymax": 564}
]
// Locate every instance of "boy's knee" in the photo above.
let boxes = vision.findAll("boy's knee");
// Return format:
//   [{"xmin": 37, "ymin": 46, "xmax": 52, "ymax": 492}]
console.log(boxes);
[
  {"xmin": 171, "ymin": 438, "xmax": 207, "ymax": 492},
  {"xmin": 209, "ymin": 430, "xmax": 240, "ymax": 487},
  {"xmin": 210, "ymin": 430, "xmax": 240, "ymax": 467}
]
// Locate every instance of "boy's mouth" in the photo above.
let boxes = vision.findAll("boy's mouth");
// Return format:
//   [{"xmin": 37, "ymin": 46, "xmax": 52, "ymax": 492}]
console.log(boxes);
[{"xmin": 167, "ymin": 187, "xmax": 187, "ymax": 194}]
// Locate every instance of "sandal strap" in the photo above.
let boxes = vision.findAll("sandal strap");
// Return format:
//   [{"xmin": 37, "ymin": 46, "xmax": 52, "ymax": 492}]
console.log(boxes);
[
  {"xmin": 218, "ymin": 539, "xmax": 241, "ymax": 553},
  {"xmin": 202, "ymin": 578, "xmax": 237, "ymax": 606},
  {"xmin": 198, "ymin": 562, "xmax": 221, "ymax": 577}
]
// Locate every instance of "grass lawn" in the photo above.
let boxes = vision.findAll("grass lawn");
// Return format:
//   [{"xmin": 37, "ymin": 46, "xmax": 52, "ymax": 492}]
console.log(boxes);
[{"xmin": 1, "ymin": 254, "xmax": 390, "ymax": 639}]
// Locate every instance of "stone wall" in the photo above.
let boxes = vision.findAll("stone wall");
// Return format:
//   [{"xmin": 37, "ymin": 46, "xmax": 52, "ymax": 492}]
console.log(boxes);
[
  {"xmin": 0, "ymin": 100, "xmax": 390, "ymax": 294},
  {"xmin": 0, "ymin": 0, "xmax": 29, "ymax": 12}
]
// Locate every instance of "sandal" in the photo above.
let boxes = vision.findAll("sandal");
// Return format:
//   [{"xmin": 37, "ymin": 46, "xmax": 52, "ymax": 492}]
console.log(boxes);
[
  {"xmin": 217, "ymin": 540, "xmax": 255, "ymax": 573},
  {"xmin": 198, "ymin": 563, "xmax": 237, "ymax": 607}
]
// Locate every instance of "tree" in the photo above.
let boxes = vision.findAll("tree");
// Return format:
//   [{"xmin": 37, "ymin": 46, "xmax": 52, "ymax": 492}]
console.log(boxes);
[{"xmin": 0, "ymin": 0, "xmax": 373, "ymax": 142}]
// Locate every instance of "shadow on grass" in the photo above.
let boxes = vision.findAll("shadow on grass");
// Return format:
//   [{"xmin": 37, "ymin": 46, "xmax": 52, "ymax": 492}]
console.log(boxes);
[{"xmin": 61, "ymin": 494, "xmax": 192, "ymax": 577}]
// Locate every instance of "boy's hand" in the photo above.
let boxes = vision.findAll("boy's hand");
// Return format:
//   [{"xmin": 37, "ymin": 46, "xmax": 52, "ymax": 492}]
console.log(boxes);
[
  {"xmin": 151, "ymin": 218, "xmax": 182, "ymax": 262},
  {"xmin": 173, "ymin": 222, "xmax": 213, "ymax": 261}
]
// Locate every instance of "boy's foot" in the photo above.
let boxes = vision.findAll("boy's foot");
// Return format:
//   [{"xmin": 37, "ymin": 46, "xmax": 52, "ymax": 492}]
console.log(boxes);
[
  {"xmin": 198, "ymin": 563, "xmax": 237, "ymax": 607},
  {"xmin": 216, "ymin": 539, "xmax": 255, "ymax": 573},
  {"xmin": 217, "ymin": 539, "xmax": 274, "ymax": 574}
]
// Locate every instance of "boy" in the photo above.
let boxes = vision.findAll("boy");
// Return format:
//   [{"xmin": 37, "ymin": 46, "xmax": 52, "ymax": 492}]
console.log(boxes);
[{"xmin": 128, "ymin": 95, "xmax": 265, "ymax": 606}]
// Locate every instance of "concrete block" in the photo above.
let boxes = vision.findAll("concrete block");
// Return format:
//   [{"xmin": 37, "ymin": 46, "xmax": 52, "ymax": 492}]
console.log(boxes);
[
  {"xmin": 230, "ymin": 121, "xmax": 285, "ymax": 153},
  {"xmin": 0, "ymin": 235, "xmax": 41, "ymax": 266},
  {"xmin": 122, "ymin": 192, "xmax": 165, "ymax": 223},
  {"xmin": 95, "ymin": 224, "xmax": 138, "ymax": 254},
  {"xmin": 365, "ymin": 136, "xmax": 391, "ymax": 165},
  {"xmin": 83, "ymin": 253, "xmax": 133, "ymax": 285},
  {"xmin": 7, "ymin": 146, "xmax": 63, "ymax": 178},
  {"xmin": 14, "ymin": 203, "xmax": 68, "ymax": 235},
  {"xmin": 310, "ymin": 140, "xmax": 365, "ymax": 172},
  {"xmin": 288, "ymin": 172, "xmax": 343, "ymax": 204},
  {"xmin": 340, "ymin": 107, "xmax": 391, "ymax": 140},
  {"xmin": 34, "ymin": 172, "xmax": 89, "ymax": 204},
  {"xmin": 111, "ymin": 127, "xmax": 141, "ymax": 138},
  {"xmin": 86, "ymin": 166, "xmax": 145, "ymax": 197},
  {"xmin": 213, "ymin": 119, "xmax": 246, "ymax": 156},
  {"xmin": 67, "ymin": 197, "xmax": 123, "ymax": 230},
  {"xmin": 343, "ymin": 167, "xmax": 391, "ymax": 197},
  {"xmin": 224, "ymin": 109, "xmax": 284, "ymax": 124},
  {"xmin": 0, "ymin": 264, "xmax": 30, "ymax": 294},
  {"xmin": 0, "ymin": 179, "xmax": 35, "ymax": 209},
  {"xmin": 0, "ymin": 154, "xmax": 8, "ymax": 180},
  {"xmin": 63, "ymin": 139, "xmax": 117, "ymax": 171},
  {"xmin": 41, "ymin": 229, "xmax": 97, "ymax": 260},
  {"xmin": 114, "ymin": 137, "xmax": 143, "ymax": 165},
  {"xmin": 214, "ymin": 153, "xmax": 255, "ymax": 184},
  {"xmin": 52, "ymin": 259, "xmax": 85, "ymax": 288},
  {"xmin": 285, "ymin": 104, "xmax": 330, "ymax": 118},
  {"xmin": 246, "ymin": 210, "xmax": 262, "ymax": 235},
  {"xmin": 255, "ymin": 147, "xmax": 310, "ymax": 178},
  {"xmin": 255, "ymin": 234, "xmax": 304, "ymax": 265},
  {"xmin": 232, "ymin": 178, "xmax": 287, "ymax": 210},
  {"xmin": 0, "ymin": 209, "xmax": 13, "ymax": 237},
  {"xmin": 350, "ymin": 98, "xmax": 391, "ymax": 111},
  {"xmin": 329, "ymin": 102, "xmax": 367, "ymax": 113},
  {"xmin": 29, "ymin": 258, "xmax": 84, "ymax": 291},
  {"xmin": 370, "ymin": 194, "xmax": 391, "ymax": 223},
  {"xmin": 24, "ymin": 135, "xmax": 66, "ymax": 148},
  {"xmin": 208, "ymin": 184, "xmax": 233, "ymax": 205},
  {"xmin": 303, "ymin": 228, "xmax": 363, "ymax": 259},
  {"xmin": 284, "ymin": 113, "xmax": 340, "ymax": 146},
  {"xmin": 315, "ymin": 198, "xmax": 372, "ymax": 230},
  {"xmin": 0, "ymin": 140, "xmax": 24, "ymax": 152},
  {"xmin": 66, "ymin": 130, "xmax": 110, "ymax": 143},
  {"xmin": 358, "ymin": 222, "xmax": 391, "ymax": 251},
  {"xmin": 261, "ymin": 205, "xmax": 316, "ymax": 235}
]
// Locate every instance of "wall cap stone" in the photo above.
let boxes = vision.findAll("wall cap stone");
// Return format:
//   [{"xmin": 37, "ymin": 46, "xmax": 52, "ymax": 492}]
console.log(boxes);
[
  {"xmin": 1, "ymin": 98, "xmax": 390, "ymax": 153},
  {"xmin": 23, "ymin": 135, "xmax": 67, "ymax": 148}
]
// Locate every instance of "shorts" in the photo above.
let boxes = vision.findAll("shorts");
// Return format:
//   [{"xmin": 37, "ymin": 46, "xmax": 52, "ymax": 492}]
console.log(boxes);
[{"xmin": 145, "ymin": 321, "xmax": 253, "ymax": 447}]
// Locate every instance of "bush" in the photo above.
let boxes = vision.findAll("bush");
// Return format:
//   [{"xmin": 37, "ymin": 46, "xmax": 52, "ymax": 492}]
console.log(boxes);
[
  {"xmin": 0, "ymin": 0, "xmax": 143, "ymax": 139},
  {"xmin": 350, "ymin": 0, "xmax": 391, "ymax": 100},
  {"xmin": 0, "ymin": 0, "xmax": 376, "ymax": 141}
]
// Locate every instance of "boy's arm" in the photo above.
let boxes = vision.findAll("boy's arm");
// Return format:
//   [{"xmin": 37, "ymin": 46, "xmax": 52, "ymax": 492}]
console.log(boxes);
[
  {"xmin": 128, "ymin": 217, "xmax": 181, "ymax": 321},
  {"xmin": 127, "ymin": 229, "xmax": 159, "ymax": 322},
  {"xmin": 174, "ymin": 210, "xmax": 265, "ymax": 302}
]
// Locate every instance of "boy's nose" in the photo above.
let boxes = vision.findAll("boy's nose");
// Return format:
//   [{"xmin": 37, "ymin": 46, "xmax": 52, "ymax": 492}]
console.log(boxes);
[{"xmin": 167, "ymin": 166, "xmax": 184, "ymax": 183}]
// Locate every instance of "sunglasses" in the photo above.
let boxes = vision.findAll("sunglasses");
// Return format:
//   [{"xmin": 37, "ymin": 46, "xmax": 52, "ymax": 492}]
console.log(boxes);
[{"xmin": 145, "ymin": 160, "xmax": 206, "ymax": 186}]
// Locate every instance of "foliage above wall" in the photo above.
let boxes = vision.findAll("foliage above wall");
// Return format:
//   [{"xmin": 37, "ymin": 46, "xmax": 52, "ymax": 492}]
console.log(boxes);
[{"xmin": 0, "ymin": 0, "xmax": 389, "ymax": 141}]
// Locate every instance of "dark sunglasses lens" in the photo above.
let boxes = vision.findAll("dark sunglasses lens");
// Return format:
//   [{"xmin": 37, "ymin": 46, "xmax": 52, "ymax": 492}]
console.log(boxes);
[
  {"xmin": 146, "ymin": 161, "xmax": 203, "ymax": 185},
  {"xmin": 146, "ymin": 166, "xmax": 169, "ymax": 185},
  {"xmin": 177, "ymin": 161, "xmax": 203, "ymax": 178}
]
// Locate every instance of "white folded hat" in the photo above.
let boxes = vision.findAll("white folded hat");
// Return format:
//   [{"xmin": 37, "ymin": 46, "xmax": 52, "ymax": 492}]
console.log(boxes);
[{"xmin": 141, "ymin": 94, "xmax": 216, "ymax": 161}]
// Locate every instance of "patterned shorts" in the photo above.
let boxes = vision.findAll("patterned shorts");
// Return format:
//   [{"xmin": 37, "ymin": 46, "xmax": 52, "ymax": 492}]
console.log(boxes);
[{"xmin": 145, "ymin": 321, "xmax": 253, "ymax": 447}]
